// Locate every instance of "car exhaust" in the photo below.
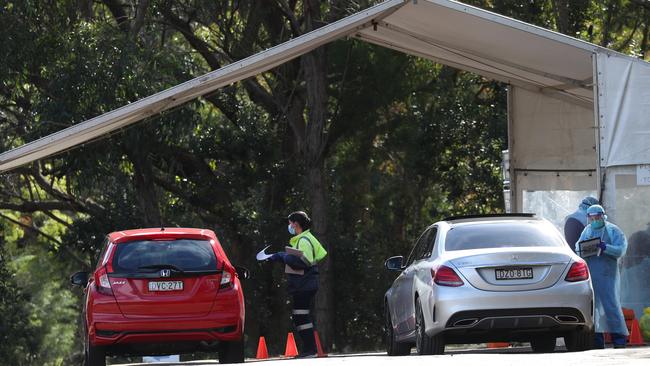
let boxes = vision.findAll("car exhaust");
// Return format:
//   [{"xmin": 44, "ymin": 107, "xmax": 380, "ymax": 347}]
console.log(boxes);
[
  {"xmin": 555, "ymin": 315, "xmax": 579, "ymax": 323},
  {"xmin": 453, "ymin": 318, "xmax": 479, "ymax": 327},
  {"xmin": 200, "ymin": 340, "xmax": 220, "ymax": 350}
]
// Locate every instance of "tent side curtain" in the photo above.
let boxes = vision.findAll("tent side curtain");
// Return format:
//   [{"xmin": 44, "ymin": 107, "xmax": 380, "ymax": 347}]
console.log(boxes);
[
  {"xmin": 510, "ymin": 86, "xmax": 596, "ymax": 172},
  {"xmin": 514, "ymin": 171, "xmax": 597, "ymax": 225},
  {"xmin": 0, "ymin": 0, "xmax": 406, "ymax": 173},
  {"xmin": 597, "ymin": 51, "xmax": 650, "ymax": 167}
]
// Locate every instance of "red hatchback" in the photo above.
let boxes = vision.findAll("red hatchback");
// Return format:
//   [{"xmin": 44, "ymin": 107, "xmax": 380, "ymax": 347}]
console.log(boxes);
[{"xmin": 71, "ymin": 228, "xmax": 247, "ymax": 366}]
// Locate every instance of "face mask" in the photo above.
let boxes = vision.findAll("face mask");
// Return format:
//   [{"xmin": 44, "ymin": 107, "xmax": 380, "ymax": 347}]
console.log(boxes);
[
  {"xmin": 591, "ymin": 219, "xmax": 605, "ymax": 229},
  {"xmin": 288, "ymin": 224, "xmax": 296, "ymax": 235}
]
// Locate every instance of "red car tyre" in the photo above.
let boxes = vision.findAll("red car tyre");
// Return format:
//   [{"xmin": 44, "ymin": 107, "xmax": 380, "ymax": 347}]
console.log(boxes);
[
  {"xmin": 84, "ymin": 335, "xmax": 106, "ymax": 366},
  {"xmin": 219, "ymin": 339, "xmax": 245, "ymax": 363}
]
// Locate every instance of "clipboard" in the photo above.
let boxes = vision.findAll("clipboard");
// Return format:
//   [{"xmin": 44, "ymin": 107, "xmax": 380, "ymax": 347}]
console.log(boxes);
[
  {"xmin": 284, "ymin": 246, "xmax": 306, "ymax": 275},
  {"xmin": 577, "ymin": 238, "xmax": 601, "ymax": 258}
]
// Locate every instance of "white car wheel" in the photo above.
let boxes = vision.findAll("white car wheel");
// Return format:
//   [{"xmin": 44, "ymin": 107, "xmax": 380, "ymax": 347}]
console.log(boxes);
[
  {"xmin": 385, "ymin": 304, "xmax": 411, "ymax": 356},
  {"xmin": 415, "ymin": 299, "xmax": 444, "ymax": 355}
]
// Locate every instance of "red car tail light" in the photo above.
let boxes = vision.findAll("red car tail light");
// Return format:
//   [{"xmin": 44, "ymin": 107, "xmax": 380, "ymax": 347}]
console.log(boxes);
[
  {"xmin": 565, "ymin": 261, "xmax": 589, "ymax": 282},
  {"xmin": 219, "ymin": 263, "xmax": 235, "ymax": 289},
  {"xmin": 432, "ymin": 265, "xmax": 464, "ymax": 287},
  {"xmin": 94, "ymin": 266, "xmax": 114, "ymax": 295},
  {"xmin": 220, "ymin": 271, "xmax": 232, "ymax": 287}
]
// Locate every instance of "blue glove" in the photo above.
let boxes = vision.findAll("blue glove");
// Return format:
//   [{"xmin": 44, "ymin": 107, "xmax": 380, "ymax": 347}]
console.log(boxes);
[
  {"xmin": 269, "ymin": 252, "xmax": 287, "ymax": 262},
  {"xmin": 597, "ymin": 242, "xmax": 606, "ymax": 252}
]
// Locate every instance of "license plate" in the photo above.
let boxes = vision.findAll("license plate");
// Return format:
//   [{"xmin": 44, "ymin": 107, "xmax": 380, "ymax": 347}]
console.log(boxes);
[
  {"xmin": 148, "ymin": 281, "xmax": 183, "ymax": 291},
  {"xmin": 495, "ymin": 267, "xmax": 533, "ymax": 280}
]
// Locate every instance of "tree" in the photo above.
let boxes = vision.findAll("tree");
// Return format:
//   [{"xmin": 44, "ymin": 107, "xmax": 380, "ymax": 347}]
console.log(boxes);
[
  {"xmin": 1, "ymin": 1, "xmax": 649, "ymax": 362},
  {"xmin": 0, "ymin": 231, "xmax": 39, "ymax": 365}
]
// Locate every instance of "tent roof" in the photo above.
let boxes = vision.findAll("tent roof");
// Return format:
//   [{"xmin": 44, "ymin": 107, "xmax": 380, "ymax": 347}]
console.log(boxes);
[
  {"xmin": 356, "ymin": 0, "xmax": 599, "ymax": 106},
  {"xmin": 0, "ymin": 0, "xmax": 643, "ymax": 172}
]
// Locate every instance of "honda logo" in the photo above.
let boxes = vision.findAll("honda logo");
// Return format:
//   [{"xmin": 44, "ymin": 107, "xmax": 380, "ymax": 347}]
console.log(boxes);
[{"xmin": 160, "ymin": 269, "xmax": 171, "ymax": 277}]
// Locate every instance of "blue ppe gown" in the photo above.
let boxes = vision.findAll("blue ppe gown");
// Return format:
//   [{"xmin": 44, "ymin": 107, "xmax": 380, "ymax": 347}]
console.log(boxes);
[{"xmin": 576, "ymin": 223, "xmax": 629, "ymax": 336}]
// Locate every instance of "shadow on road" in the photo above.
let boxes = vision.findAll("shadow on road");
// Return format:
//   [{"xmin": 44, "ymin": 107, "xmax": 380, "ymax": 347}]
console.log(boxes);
[{"xmin": 116, "ymin": 344, "xmax": 650, "ymax": 365}]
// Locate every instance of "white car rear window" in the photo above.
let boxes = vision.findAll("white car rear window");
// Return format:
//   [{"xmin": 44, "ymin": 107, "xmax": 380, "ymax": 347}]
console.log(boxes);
[{"xmin": 445, "ymin": 221, "xmax": 564, "ymax": 251}]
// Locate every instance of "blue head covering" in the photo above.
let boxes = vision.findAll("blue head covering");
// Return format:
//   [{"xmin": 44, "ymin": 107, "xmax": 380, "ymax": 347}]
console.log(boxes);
[
  {"xmin": 579, "ymin": 196, "xmax": 600, "ymax": 211},
  {"xmin": 587, "ymin": 204, "xmax": 605, "ymax": 216}
]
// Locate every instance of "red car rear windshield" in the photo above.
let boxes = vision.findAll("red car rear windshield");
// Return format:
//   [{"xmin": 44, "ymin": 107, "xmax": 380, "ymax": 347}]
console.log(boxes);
[
  {"xmin": 445, "ymin": 221, "xmax": 565, "ymax": 251},
  {"xmin": 112, "ymin": 239, "xmax": 218, "ymax": 272}
]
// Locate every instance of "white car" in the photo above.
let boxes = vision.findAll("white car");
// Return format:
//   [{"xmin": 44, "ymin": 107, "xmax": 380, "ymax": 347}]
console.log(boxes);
[{"xmin": 384, "ymin": 214, "xmax": 594, "ymax": 355}]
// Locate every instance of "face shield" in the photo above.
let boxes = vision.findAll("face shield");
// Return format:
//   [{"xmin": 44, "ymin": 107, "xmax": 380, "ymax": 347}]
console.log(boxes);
[{"xmin": 588, "ymin": 213, "xmax": 606, "ymax": 229}]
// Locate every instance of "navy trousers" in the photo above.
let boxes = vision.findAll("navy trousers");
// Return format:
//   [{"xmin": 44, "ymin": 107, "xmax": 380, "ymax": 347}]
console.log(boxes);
[
  {"xmin": 292, "ymin": 290, "xmax": 317, "ymax": 354},
  {"xmin": 594, "ymin": 332, "xmax": 626, "ymax": 348}
]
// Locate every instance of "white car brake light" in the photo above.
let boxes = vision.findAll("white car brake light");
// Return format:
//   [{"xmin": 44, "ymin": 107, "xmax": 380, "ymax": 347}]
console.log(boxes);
[
  {"xmin": 432, "ymin": 265, "xmax": 464, "ymax": 287},
  {"xmin": 565, "ymin": 261, "xmax": 590, "ymax": 282}
]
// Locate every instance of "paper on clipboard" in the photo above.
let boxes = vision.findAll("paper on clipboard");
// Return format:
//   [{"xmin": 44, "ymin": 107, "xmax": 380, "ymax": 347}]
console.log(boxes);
[
  {"xmin": 577, "ymin": 238, "xmax": 601, "ymax": 258},
  {"xmin": 284, "ymin": 246, "xmax": 305, "ymax": 275}
]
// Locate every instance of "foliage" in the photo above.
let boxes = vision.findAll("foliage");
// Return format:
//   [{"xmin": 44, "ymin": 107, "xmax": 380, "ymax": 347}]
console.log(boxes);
[
  {"xmin": 0, "ymin": 0, "xmax": 648, "ymax": 363},
  {"xmin": 0, "ymin": 223, "xmax": 38, "ymax": 365}
]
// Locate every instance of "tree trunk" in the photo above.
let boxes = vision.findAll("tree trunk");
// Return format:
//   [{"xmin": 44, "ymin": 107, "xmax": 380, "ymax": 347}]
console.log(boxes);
[
  {"xmin": 640, "ymin": 14, "xmax": 649, "ymax": 60},
  {"xmin": 128, "ymin": 150, "xmax": 161, "ymax": 227},
  {"xmin": 308, "ymin": 162, "xmax": 334, "ymax": 350},
  {"xmin": 551, "ymin": 0, "xmax": 570, "ymax": 35},
  {"xmin": 300, "ymin": 0, "xmax": 334, "ymax": 350},
  {"xmin": 600, "ymin": 0, "xmax": 616, "ymax": 47}
]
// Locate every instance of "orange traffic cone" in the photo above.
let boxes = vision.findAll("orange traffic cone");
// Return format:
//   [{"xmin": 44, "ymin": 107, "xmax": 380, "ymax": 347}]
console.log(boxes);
[
  {"xmin": 314, "ymin": 330, "xmax": 327, "ymax": 357},
  {"xmin": 284, "ymin": 332, "xmax": 298, "ymax": 358},
  {"xmin": 256, "ymin": 336, "xmax": 269, "ymax": 359},
  {"xmin": 628, "ymin": 319, "xmax": 646, "ymax": 346},
  {"xmin": 622, "ymin": 307, "xmax": 636, "ymax": 320}
]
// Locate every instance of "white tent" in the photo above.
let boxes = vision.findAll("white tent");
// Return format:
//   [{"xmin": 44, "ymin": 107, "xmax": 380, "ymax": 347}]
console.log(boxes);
[{"xmin": 1, "ymin": 0, "xmax": 649, "ymax": 313}]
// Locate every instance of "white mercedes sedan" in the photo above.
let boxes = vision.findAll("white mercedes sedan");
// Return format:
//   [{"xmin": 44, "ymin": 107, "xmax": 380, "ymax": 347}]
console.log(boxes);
[{"xmin": 384, "ymin": 214, "xmax": 594, "ymax": 355}]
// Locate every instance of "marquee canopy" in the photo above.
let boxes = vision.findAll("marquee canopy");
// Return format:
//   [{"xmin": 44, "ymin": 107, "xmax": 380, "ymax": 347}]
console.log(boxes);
[
  {"xmin": 1, "ymin": 0, "xmax": 649, "ymax": 201},
  {"xmin": 2, "ymin": 0, "xmax": 650, "ymax": 317}
]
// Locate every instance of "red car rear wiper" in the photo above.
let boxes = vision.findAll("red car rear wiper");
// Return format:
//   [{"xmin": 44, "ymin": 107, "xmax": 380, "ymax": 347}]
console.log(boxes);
[
  {"xmin": 135, "ymin": 264, "xmax": 221, "ymax": 276},
  {"xmin": 137, "ymin": 264, "xmax": 185, "ymax": 273}
]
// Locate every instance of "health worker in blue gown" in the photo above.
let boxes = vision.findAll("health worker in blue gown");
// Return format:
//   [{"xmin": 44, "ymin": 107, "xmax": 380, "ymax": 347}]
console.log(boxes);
[{"xmin": 576, "ymin": 204, "xmax": 629, "ymax": 348}]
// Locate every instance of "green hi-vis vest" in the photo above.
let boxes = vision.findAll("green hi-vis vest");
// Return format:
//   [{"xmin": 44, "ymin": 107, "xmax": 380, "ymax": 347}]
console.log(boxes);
[{"xmin": 289, "ymin": 230, "xmax": 327, "ymax": 265}]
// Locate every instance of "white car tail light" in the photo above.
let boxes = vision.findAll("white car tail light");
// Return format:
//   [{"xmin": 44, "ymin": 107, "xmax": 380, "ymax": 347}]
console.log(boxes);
[
  {"xmin": 565, "ymin": 261, "xmax": 589, "ymax": 282},
  {"xmin": 432, "ymin": 265, "xmax": 464, "ymax": 287}
]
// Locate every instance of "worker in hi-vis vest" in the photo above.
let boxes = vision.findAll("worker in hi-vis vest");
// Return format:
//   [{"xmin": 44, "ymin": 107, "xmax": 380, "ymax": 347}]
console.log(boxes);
[{"xmin": 267, "ymin": 211, "xmax": 327, "ymax": 358}]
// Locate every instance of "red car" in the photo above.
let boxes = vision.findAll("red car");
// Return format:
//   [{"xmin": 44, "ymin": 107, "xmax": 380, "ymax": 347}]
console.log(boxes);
[{"xmin": 71, "ymin": 228, "xmax": 247, "ymax": 366}]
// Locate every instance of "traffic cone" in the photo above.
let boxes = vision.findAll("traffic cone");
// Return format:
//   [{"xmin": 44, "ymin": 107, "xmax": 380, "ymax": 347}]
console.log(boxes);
[
  {"xmin": 622, "ymin": 307, "xmax": 636, "ymax": 320},
  {"xmin": 284, "ymin": 332, "xmax": 298, "ymax": 358},
  {"xmin": 623, "ymin": 308, "xmax": 635, "ymax": 331},
  {"xmin": 313, "ymin": 330, "xmax": 327, "ymax": 357},
  {"xmin": 256, "ymin": 336, "xmax": 269, "ymax": 359},
  {"xmin": 628, "ymin": 319, "xmax": 646, "ymax": 346}
]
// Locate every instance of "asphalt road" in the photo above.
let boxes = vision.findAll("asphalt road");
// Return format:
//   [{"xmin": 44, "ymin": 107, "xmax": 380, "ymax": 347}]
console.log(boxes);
[{"xmin": 116, "ymin": 345, "xmax": 650, "ymax": 366}]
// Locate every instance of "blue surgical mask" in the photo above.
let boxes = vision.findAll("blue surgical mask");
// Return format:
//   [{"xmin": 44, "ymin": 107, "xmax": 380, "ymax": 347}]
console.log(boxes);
[
  {"xmin": 591, "ymin": 219, "xmax": 605, "ymax": 229},
  {"xmin": 288, "ymin": 224, "xmax": 296, "ymax": 235}
]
